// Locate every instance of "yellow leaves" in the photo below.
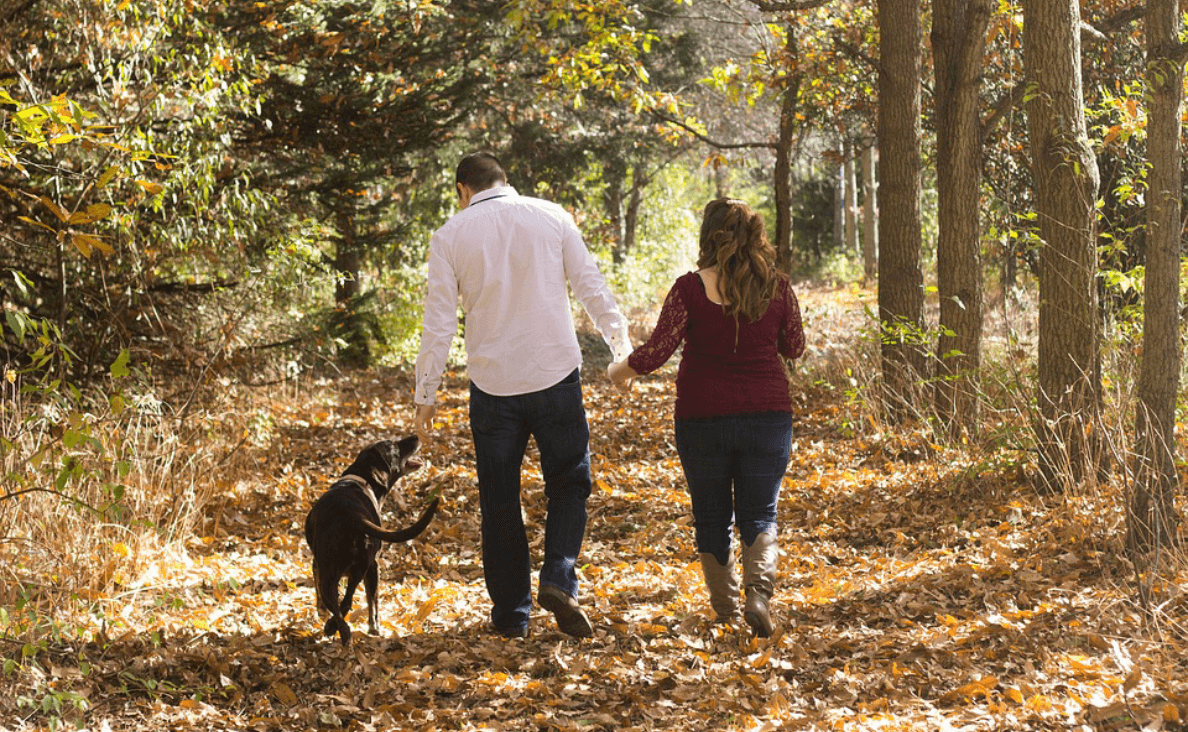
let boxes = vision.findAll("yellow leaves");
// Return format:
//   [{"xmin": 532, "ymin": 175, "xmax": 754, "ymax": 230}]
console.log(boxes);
[
  {"xmin": 270, "ymin": 681, "xmax": 299, "ymax": 706},
  {"xmin": 1164, "ymin": 703, "xmax": 1182, "ymax": 724},
  {"xmin": 96, "ymin": 164, "xmax": 120, "ymax": 189},
  {"xmin": 414, "ymin": 586, "xmax": 458, "ymax": 623},
  {"xmin": 69, "ymin": 203, "xmax": 112, "ymax": 225},
  {"xmin": 71, "ymin": 232, "xmax": 114, "ymax": 258},
  {"xmin": 942, "ymin": 675, "xmax": 999, "ymax": 704},
  {"xmin": 30, "ymin": 196, "xmax": 115, "ymax": 257},
  {"xmin": 40, "ymin": 196, "xmax": 68, "ymax": 223},
  {"xmin": 135, "ymin": 179, "xmax": 165, "ymax": 196}
]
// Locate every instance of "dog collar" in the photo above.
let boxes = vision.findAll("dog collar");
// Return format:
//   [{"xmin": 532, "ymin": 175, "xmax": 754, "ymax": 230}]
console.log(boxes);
[{"xmin": 336, "ymin": 475, "xmax": 370, "ymax": 489}]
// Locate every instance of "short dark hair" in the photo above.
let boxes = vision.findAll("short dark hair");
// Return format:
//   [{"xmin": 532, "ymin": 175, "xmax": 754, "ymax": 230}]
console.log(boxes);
[{"xmin": 456, "ymin": 152, "xmax": 507, "ymax": 191}]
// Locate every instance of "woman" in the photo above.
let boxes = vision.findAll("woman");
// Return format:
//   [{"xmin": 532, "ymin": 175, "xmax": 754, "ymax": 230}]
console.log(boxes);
[{"xmin": 607, "ymin": 198, "xmax": 805, "ymax": 637}]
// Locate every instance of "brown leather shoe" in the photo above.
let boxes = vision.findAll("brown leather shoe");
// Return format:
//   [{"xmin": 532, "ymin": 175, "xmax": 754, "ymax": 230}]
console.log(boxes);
[{"xmin": 537, "ymin": 583, "xmax": 593, "ymax": 638}]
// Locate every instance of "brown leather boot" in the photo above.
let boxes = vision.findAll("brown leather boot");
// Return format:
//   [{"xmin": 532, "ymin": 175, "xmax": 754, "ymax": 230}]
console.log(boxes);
[
  {"xmin": 742, "ymin": 531, "xmax": 777, "ymax": 637},
  {"xmin": 698, "ymin": 551, "xmax": 740, "ymax": 621}
]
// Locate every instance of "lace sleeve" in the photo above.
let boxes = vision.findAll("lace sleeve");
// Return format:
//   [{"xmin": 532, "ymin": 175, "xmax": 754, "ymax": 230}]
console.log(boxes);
[
  {"xmin": 627, "ymin": 279, "xmax": 690, "ymax": 375},
  {"xmin": 778, "ymin": 280, "xmax": 806, "ymax": 361}
]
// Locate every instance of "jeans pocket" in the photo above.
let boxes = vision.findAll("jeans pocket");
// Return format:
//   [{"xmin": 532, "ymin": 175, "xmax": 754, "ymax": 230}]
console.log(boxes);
[{"xmin": 558, "ymin": 368, "xmax": 580, "ymax": 386}]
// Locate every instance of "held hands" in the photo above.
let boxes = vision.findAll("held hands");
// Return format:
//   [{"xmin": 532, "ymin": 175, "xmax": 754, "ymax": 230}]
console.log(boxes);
[{"xmin": 606, "ymin": 360, "xmax": 637, "ymax": 394}]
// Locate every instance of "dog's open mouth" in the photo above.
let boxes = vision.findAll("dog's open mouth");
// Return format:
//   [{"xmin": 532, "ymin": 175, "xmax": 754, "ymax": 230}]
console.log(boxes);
[{"xmin": 406, "ymin": 456, "xmax": 424, "ymax": 472}]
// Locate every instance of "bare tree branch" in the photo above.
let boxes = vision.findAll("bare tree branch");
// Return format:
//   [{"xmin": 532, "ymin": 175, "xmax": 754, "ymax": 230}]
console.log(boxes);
[
  {"xmin": 1168, "ymin": 41, "xmax": 1188, "ymax": 65},
  {"xmin": 982, "ymin": 80, "xmax": 1027, "ymax": 138},
  {"xmin": 650, "ymin": 111, "xmax": 776, "ymax": 151},
  {"xmin": 1090, "ymin": 3, "xmax": 1145, "ymax": 37},
  {"xmin": 751, "ymin": 0, "xmax": 833, "ymax": 12}
]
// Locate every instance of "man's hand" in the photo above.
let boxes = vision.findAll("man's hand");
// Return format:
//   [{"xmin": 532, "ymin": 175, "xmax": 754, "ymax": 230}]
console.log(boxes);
[
  {"xmin": 415, "ymin": 404, "xmax": 437, "ymax": 443},
  {"xmin": 606, "ymin": 361, "xmax": 637, "ymax": 394}
]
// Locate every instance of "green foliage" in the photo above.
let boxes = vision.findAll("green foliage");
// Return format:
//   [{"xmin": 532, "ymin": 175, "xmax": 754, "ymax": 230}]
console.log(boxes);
[
  {"xmin": 603, "ymin": 164, "xmax": 703, "ymax": 309},
  {"xmin": 1, "ymin": 0, "xmax": 277, "ymax": 379},
  {"xmin": 506, "ymin": 0, "xmax": 661, "ymax": 111}
]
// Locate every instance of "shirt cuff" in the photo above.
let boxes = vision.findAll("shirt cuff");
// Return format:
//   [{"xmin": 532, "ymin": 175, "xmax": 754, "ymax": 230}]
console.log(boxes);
[
  {"xmin": 414, "ymin": 369, "xmax": 439, "ymax": 406},
  {"xmin": 606, "ymin": 325, "xmax": 632, "ymax": 364}
]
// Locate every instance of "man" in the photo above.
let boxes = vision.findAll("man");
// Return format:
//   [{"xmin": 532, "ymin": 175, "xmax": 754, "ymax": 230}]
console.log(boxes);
[{"xmin": 414, "ymin": 152, "xmax": 631, "ymax": 638}]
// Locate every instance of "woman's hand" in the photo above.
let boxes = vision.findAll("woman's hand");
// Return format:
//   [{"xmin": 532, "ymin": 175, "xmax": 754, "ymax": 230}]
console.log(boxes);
[{"xmin": 606, "ymin": 360, "xmax": 638, "ymax": 394}]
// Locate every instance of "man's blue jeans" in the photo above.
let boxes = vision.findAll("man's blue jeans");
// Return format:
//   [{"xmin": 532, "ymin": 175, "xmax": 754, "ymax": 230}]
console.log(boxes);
[
  {"xmin": 674, "ymin": 412, "xmax": 795, "ymax": 565},
  {"xmin": 469, "ymin": 368, "xmax": 592, "ymax": 632}
]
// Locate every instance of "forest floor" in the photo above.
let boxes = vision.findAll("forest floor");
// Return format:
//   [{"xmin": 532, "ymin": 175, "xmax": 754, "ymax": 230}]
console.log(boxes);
[{"xmin": 4, "ymin": 284, "xmax": 1188, "ymax": 731}]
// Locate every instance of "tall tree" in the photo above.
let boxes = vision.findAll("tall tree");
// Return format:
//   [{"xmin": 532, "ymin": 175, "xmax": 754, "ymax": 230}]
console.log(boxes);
[
  {"xmin": 843, "ymin": 140, "xmax": 859, "ymax": 254},
  {"xmin": 1, "ymin": 0, "xmax": 269, "ymax": 378},
  {"xmin": 1023, "ymin": 0, "xmax": 1102, "ymax": 490},
  {"xmin": 931, "ymin": 0, "xmax": 993, "ymax": 436},
  {"xmin": 876, "ymin": 0, "xmax": 926, "ymax": 417},
  {"xmin": 1128, "ymin": 0, "xmax": 1184, "ymax": 552},
  {"xmin": 772, "ymin": 20, "xmax": 803, "ymax": 273},
  {"xmin": 225, "ymin": 0, "xmax": 491, "ymax": 366},
  {"xmin": 861, "ymin": 141, "xmax": 877, "ymax": 284}
]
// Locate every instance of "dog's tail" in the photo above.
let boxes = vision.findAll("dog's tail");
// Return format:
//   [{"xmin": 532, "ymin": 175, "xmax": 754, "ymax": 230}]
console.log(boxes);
[{"xmin": 358, "ymin": 496, "xmax": 440, "ymax": 543}]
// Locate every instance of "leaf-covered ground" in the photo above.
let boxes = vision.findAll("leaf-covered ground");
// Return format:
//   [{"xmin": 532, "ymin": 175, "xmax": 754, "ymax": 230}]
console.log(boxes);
[{"xmin": 5, "ymin": 285, "xmax": 1188, "ymax": 731}]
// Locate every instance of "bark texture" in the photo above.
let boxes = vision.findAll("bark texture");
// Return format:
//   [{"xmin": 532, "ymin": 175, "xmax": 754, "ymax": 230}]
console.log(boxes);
[
  {"xmin": 1129, "ymin": 0, "xmax": 1183, "ymax": 552},
  {"xmin": 932, "ymin": 0, "xmax": 993, "ymax": 436},
  {"xmin": 876, "ymin": 0, "xmax": 926, "ymax": 417},
  {"xmin": 1023, "ymin": 0, "xmax": 1102, "ymax": 490}
]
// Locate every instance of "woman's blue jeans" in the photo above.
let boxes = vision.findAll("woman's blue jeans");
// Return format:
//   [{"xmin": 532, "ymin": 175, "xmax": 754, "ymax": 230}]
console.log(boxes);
[
  {"xmin": 674, "ymin": 412, "xmax": 795, "ymax": 565},
  {"xmin": 469, "ymin": 368, "xmax": 592, "ymax": 632}
]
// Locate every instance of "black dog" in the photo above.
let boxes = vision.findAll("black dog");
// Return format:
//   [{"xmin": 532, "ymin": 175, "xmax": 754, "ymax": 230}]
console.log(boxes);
[{"xmin": 304, "ymin": 436, "xmax": 439, "ymax": 646}]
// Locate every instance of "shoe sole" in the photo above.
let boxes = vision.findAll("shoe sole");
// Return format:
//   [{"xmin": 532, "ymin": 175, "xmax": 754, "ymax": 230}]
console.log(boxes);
[{"xmin": 538, "ymin": 590, "xmax": 593, "ymax": 638}]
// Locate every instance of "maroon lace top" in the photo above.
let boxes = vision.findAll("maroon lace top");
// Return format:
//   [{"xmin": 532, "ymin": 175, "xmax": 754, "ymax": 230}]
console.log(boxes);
[{"xmin": 627, "ymin": 271, "xmax": 805, "ymax": 420}]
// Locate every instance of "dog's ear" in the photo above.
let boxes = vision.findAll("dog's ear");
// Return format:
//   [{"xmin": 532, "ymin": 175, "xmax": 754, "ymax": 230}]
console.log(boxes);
[{"xmin": 348, "ymin": 441, "xmax": 393, "ymax": 494}]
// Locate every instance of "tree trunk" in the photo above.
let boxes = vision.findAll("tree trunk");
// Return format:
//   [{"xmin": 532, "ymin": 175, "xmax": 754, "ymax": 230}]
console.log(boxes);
[
  {"xmin": 1128, "ymin": 0, "xmax": 1183, "ymax": 553},
  {"xmin": 862, "ymin": 141, "xmax": 878, "ymax": 285},
  {"xmin": 833, "ymin": 162, "xmax": 846, "ymax": 251},
  {"xmin": 605, "ymin": 166, "xmax": 626, "ymax": 264},
  {"xmin": 844, "ymin": 141, "xmax": 859, "ymax": 254},
  {"xmin": 1023, "ymin": 0, "xmax": 1102, "ymax": 491},
  {"xmin": 876, "ymin": 0, "xmax": 926, "ymax": 418},
  {"xmin": 333, "ymin": 201, "xmax": 370, "ymax": 367},
  {"xmin": 773, "ymin": 23, "xmax": 800, "ymax": 274},
  {"xmin": 334, "ymin": 204, "xmax": 361, "ymax": 306},
  {"xmin": 624, "ymin": 164, "xmax": 644, "ymax": 254},
  {"xmin": 932, "ymin": 0, "xmax": 992, "ymax": 437}
]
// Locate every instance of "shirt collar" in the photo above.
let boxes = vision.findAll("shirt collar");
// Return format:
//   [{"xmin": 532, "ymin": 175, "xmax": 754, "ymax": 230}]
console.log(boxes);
[{"xmin": 470, "ymin": 184, "xmax": 517, "ymax": 206}]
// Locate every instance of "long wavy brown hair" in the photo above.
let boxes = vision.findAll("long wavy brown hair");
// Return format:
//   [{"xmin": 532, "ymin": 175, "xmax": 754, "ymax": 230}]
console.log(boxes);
[{"xmin": 696, "ymin": 198, "xmax": 780, "ymax": 322}]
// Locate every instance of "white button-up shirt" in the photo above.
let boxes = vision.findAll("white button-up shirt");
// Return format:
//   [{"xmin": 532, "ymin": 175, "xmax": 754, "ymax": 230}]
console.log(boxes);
[{"xmin": 414, "ymin": 185, "xmax": 631, "ymax": 405}]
